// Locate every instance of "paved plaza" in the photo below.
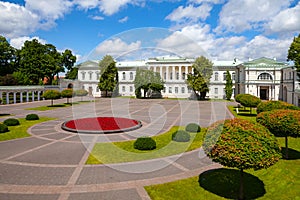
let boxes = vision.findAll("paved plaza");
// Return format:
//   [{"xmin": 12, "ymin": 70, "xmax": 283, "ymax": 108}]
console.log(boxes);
[{"xmin": 0, "ymin": 98, "xmax": 234, "ymax": 200}]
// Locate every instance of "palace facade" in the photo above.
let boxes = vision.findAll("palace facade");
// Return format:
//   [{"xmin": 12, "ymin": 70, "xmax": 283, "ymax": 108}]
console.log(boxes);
[{"xmin": 73, "ymin": 56, "xmax": 299, "ymax": 106}]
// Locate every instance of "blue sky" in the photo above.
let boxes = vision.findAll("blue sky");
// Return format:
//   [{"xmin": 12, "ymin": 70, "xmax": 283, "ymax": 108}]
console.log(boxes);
[{"xmin": 1, "ymin": 0, "xmax": 299, "ymax": 63}]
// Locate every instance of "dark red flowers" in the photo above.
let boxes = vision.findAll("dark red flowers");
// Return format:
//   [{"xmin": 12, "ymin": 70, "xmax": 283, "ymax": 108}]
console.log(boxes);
[{"xmin": 62, "ymin": 117, "xmax": 142, "ymax": 134}]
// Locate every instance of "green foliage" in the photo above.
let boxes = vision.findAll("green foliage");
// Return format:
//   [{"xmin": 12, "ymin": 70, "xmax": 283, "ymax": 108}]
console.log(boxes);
[
  {"xmin": 42, "ymin": 90, "xmax": 61, "ymax": 106},
  {"xmin": 185, "ymin": 123, "xmax": 201, "ymax": 133},
  {"xmin": 12, "ymin": 71, "xmax": 31, "ymax": 85},
  {"xmin": 25, "ymin": 114, "xmax": 39, "ymax": 120},
  {"xmin": 225, "ymin": 70, "xmax": 233, "ymax": 100},
  {"xmin": 3, "ymin": 118, "xmax": 20, "ymax": 126},
  {"xmin": 75, "ymin": 89, "xmax": 88, "ymax": 97},
  {"xmin": 65, "ymin": 67, "xmax": 78, "ymax": 79},
  {"xmin": 98, "ymin": 55, "xmax": 118, "ymax": 97},
  {"xmin": 235, "ymin": 94, "xmax": 243, "ymax": 103},
  {"xmin": 134, "ymin": 68, "xmax": 164, "ymax": 98},
  {"xmin": 236, "ymin": 94, "xmax": 261, "ymax": 113},
  {"xmin": 0, "ymin": 123, "xmax": 9, "ymax": 133},
  {"xmin": 134, "ymin": 137, "xmax": 157, "ymax": 150},
  {"xmin": 172, "ymin": 130, "xmax": 190, "ymax": 142},
  {"xmin": 287, "ymin": 33, "xmax": 300, "ymax": 74},
  {"xmin": 186, "ymin": 56, "xmax": 213, "ymax": 99},
  {"xmin": 256, "ymin": 100, "xmax": 300, "ymax": 114},
  {"xmin": 0, "ymin": 36, "xmax": 17, "ymax": 77},
  {"xmin": 203, "ymin": 118, "xmax": 281, "ymax": 170},
  {"xmin": 61, "ymin": 49, "xmax": 77, "ymax": 72}
]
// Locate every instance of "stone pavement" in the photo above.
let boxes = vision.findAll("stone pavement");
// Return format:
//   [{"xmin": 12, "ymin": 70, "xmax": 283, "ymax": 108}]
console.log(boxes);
[{"xmin": 0, "ymin": 98, "xmax": 234, "ymax": 200}]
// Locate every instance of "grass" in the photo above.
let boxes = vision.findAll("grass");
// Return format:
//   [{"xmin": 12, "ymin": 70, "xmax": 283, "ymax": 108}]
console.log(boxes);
[
  {"xmin": 145, "ymin": 137, "xmax": 300, "ymax": 200},
  {"xmin": 86, "ymin": 126, "xmax": 206, "ymax": 164},
  {"xmin": 25, "ymin": 101, "xmax": 90, "ymax": 111},
  {"xmin": 228, "ymin": 105, "xmax": 257, "ymax": 122},
  {"xmin": 0, "ymin": 117, "xmax": 55, "ymax": 141},
  {"xmin": 145, "ymin": 105, "xmax": 300, "ymax": 199}
]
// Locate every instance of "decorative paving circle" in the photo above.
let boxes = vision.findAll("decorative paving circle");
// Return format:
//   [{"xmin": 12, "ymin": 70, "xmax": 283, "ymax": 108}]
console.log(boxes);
[{"xmin": 61, "ymin": 117, "xmax": 142, "ymax": 134}]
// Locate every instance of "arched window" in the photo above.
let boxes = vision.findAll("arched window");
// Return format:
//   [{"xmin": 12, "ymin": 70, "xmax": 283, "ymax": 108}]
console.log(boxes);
[
  {"xmin": 122, "ymin": 72, "xmax": 126, "ymax": 80},
  {"xmin": 214, "ymin": 72, "xmax": 219, "ymax": 81},
  {"xmin": 258, "ymin": 73, "xmax": 272, "ymax": 80}
]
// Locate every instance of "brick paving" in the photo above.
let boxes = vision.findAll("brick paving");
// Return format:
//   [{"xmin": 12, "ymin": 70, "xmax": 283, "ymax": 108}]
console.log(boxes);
[{"xmin": 0, "ymin": 97, "xmax": 235, "ymax": 199}]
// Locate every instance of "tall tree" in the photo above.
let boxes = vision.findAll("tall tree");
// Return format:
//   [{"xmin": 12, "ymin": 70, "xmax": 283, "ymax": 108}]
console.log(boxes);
[
  {"xmin": 186, "ymin": 56, "xmax": 213, "ymax": 99},
  {"xmin": 98, "ymin": 55, "xmax": 118, "ymax": 97},
  {"xmin": 287, "ymin": 34, "xmax": 300, "ymax": 75},
  {"xmin": 225, "ymin": 70, "xmax": 233, "ymax": 100},
  {"xmin": 61, "ymin": 49, "xmax": 77, "ymax": 79},
  {"xmin": 0, "ymin": 35, "xmax": 17, "ymax": 77}
]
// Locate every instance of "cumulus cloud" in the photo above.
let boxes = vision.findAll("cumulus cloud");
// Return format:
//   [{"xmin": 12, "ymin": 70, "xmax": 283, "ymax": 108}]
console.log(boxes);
[
  {"xmin": 166, "ymin": 4, "xmax": 212, "ymax": 23},
  {"xmin": 94, "ymin": 38, "xmax": 142, "ymax": 58},
  {"xmin": 215, "ymin": 0, "xmax": 291, "ymax": 33},
  {"xmin": 0, "ymin": 2, "xmax": 39, "ymax": 38},
  {"xmin": 10, "ymin": 36, "xmax": 47, "ymax": 49}
]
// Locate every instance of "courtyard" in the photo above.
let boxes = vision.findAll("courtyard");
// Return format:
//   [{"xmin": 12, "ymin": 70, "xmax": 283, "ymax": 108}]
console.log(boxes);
[{"xmin": 0, "ymin": 97, "xmax": 234, "ymax": 200}]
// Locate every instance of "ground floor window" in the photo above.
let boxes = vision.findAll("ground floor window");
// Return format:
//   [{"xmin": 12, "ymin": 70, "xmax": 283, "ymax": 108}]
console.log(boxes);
[
  {"xmin": 122, "ymin": 86, "xmax": 125, "ymax": 92},
  {"xmin": 169, "ymin": 87, "xmax": 172, "ymax": 93},
  {"xmin": 181, "ymin": 87, "xmax": 185, "ymax": 93},
  {"xmin": 175, "ymin": 87, "xmax": 178, "ymax": 93}
]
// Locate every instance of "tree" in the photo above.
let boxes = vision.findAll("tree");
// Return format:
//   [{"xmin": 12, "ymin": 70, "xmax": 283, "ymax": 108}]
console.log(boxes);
[
  {"xmin": 225, "ymin": 70, "xmax": 233, "ymax": 100},
  {"xmin": 0, "ymin": 35, "xmax": 17, "ymax": 77},
  {"xmin": 61, "ymin": 89, "xmax": 74, "ymax": 104},
  {"xmin": 98, "ymin": 55, "xmax": 118, "ymax": 97},
  {"xmin": 75, "ymin": 89, "xmax": 88, "ymax": 101},
  {"xmin": 203, "ymin": 118, "xmax": 281, "ymax": 200},
  {"xmin": 43, "ymin": 90, "xmax": 61, "ymax": 106},
  {"xmin": 134, "ymin": 68, "xmax": 164, "ymax": 98},
  {"xmin": 186, "ymin": 56, "xmax": 213, "ymax": 99},
  {"xmin": 65, "ymin": 67, "xmax": 78, "ymax": 79},
  {"xmin": 237, "ymin": 94, "xmax": 261, "ymax": 114},
  {"xmin": 287, "ymin": 34, "xmax": 300, "ymax": 75},
  {"xmin": 61, "ymin": 49, "xmax": 77, "ymax": 79},
  {"xmin": 256, "ymin": 109, "xmax": 300, "ymax": 159}
]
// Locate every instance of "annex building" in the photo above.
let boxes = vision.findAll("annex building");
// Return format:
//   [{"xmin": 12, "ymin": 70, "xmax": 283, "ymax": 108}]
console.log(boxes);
[{"xmin": 73, "ymin": 56, "xmax": 300, "ymax": 106}]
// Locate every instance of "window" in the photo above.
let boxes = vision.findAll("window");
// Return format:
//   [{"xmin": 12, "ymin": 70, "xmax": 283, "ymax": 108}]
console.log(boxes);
[
  {"xmin": 89, "ymin": 72, "xmax": 93, "ymax": 80},
  {"xmin": 175, "ymin": 87, "xmax": 178, "ymax": 93},
  {"xmin": 130, "ymin": 72, "xmax": 133, "ymax": 80},
  {"xmin": 289, "ymin": 72, "xmax": 292, "ymax": 80},
  {"xmin": 188, "ymin": 88, "xmax": 192, "ymax": 93},
  {"xmin": 163, "ymin": 87, "xmax": 166, "ymax": 93},
  {"xmin": 214, "ymin": 72, "xmax": 219, "ymax": 81},
  {"xmin": 223, "ymin": 72, "xmax": 227, "ymax": 81},
  {"xmin": 176, "ymin": 72, "xmax": 179, "ymax": 80},
  {"xmin": 170, "ymin": 72, "xmax": 173, "ymax": 80},
  {"xmin": 122, "ymin": 72, "xmax": 126, "ymax": 80},
  {"xmin": 232, "ymin": 72, "xmax": 236, "ymax": 81},
  {"xmin": 214, "ymin": 88, "xmax": 218, "ymax": 94},
  {"xmin": 96, "ymin": 87, "xmax": 99, "ymax": 92},
  {"xmin": 82, "ymin": 72, "xmax": 86, "ymax": 80},
  {"xmin": 182, "ymin": 73, "xmax": 186, "ymax": 80},
  {"xmin": 130, "ymin": 86, "xmax": 133, "ymax": 92},
  {"xmin": 258, "ymin": 73, "xmax": 272, "ymax": 80},
  {"xmin": 164, "ymin": 72, "xmax": 166, "ymax": 80},
  {"xmin": 122, "ymin": 86, "xmax": 125, "ymax": 92},
  {"xmin": 181, "ymin": 87, "xmax": 185, "ymax": 93},
  {"xmin": 96, "ymin": 73, "xmax": 100, "ymax": 80},
  {"xmin": 169, "ymin": 87, "xmax": 172, "ymax": 93}
]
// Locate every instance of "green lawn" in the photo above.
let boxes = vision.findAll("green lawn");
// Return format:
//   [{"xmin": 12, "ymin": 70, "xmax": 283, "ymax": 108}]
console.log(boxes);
[
  {"xmin": 86, "ymin": 126, "xmax": 206, "ymax": 164},
  {"xmin": 0, "ymin": 117, "xmax": 55, "ymax": 141},
  {"xmin": 145, "ymin": 105, "xmax": 300, "ymax": 199},
  {"xmin": 228, "ymin": 105, "xmax": 257, "ymax": 122}
]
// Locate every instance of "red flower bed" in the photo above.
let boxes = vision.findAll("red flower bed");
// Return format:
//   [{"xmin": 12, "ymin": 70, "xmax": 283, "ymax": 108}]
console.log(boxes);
[{"xmin": 62, "ymin": 117, "xmax": 142, "ymax": 134}]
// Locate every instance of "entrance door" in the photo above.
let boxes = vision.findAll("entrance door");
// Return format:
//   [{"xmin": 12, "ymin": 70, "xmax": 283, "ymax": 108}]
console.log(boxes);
[
  {"xmin": 260, "ymin": 89, "xmax": 267, "ymax": 100},
  {"xmin": 88, "ymin": 87, "xmax": 93, "ymax": 96}
]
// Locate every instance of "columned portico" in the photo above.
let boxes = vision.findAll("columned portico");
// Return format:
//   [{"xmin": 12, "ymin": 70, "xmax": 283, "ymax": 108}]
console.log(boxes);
[{"xmin": 0, "ymin": 86, "xmax": 46, "ymax": 104}]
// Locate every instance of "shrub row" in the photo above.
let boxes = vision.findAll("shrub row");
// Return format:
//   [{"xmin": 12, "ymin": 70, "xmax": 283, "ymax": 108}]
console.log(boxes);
[
  {"xmin": 0, "ymin": 114, "xmax": 39, "ymax": 134},
  {"xmin": 256, "ymin": 100, "xmax": 300, "ymax": 114}
]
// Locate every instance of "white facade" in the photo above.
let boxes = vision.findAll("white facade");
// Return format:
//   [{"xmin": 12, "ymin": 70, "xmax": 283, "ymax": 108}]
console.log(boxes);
[
  {"xmin": 75, "ymin": 56, "xmax": 294, "ymax": 101},
  {"xmin": 280, "ymin": 66, "xmax": 300, "ymax": 106}
]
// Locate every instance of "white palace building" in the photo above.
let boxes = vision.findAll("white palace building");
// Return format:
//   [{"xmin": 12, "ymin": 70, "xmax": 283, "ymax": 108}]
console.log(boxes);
[{"xmin": 73, "ymin": 56, "xmax": 300, "ymax": 106}]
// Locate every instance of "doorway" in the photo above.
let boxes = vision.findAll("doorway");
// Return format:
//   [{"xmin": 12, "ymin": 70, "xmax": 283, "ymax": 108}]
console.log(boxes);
[
  {"xmin": 88, "ymin": 87, "xmax": 93, "ymax": 96},
  {"xmin": 260, "ymin": 87, "xmax": 269, "ymax": 100}
]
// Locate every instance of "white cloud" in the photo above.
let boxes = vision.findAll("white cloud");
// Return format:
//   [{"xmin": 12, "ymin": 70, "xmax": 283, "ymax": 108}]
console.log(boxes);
[
  {"xmin": 267, "ymin": 2, "xmax": 300, "ymax": 34},
  {"xmin": 94, "ymin": 38, "xmax": 142, "ymax": 58},
  {"xmin": 10, "ymin": 36, "xmax": 47, "ymax": 49},
  {"xmin": 215, "ymin": 0, "xmax": 291, "ymax": 33},
  {"xmin": 99, "ymin": 0, "xmax": 133, "ymax": 16},
  {"xmin": 0, "ymin": 2, "xmax": 39, "ymax": 38},
  {"xmin": 119, "ymin": 16, "xmax": 129, "ymax": 23},
  {"xmin": 73, "ymin": 0, "xmax": 100, "ymax": 10},
  {"xmin": 188, "ymin": 0, "xmax": 225, "ymax": 4},
  {"xmin": 90, "ymin": 15, "xmax": 105, "ymax": 21},
  {"xmin": 166, "ymin": 4, "xmax": 212, "ymax": 23}
]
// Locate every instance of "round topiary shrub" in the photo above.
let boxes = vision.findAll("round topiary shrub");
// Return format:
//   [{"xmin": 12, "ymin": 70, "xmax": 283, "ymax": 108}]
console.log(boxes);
[
  {"xmin": 26, "ymin": 114, "xmax": 39, "ymax": 120},
  {"xmin": 3, "ymin": 118, "xmax": 20, "ymax": 126},
  {"xmin": 172, "ymin": 130, "xmax": 191, "ymax": 142},
  {"xmin": 0, "ymin": 123, "xmax": 9, "ymax": 133},
  {"xmin": 185, "ymin": 123, "xmax": 201, "ymax": 133},
  {"xmin": 134, "ymin": 137, "xmax": 156, "ymax": 150}
]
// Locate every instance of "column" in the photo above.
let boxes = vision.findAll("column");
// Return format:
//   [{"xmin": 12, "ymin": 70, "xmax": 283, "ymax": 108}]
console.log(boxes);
[
  {"xmin": 160, "ymin": 66, "xmax": 163, "ymax": 80},
  {"xmin": 32, "ymin": 91, "xmax": 35, "ymax": 102},
  {"xmin": 20, "ymin": 92, "xmax": 23, "ymax": 103},
  {"xmin": 179, "ymin": 66, "xmax": 182, "ymax": 81},
  {"xmin": 185, "ymin": 66, "xmax": 188, "ymax": 75},
  {"xmin": 172, "ymin": 66, "xmax": 175, "ymax": 81},
  {"xmin": 37, "ymin": 91, "xmax": 40, "ymax": 101},
  {"xmin": 26, "ymin": 91, "xmax": 29, "ymax": 102},
  {"xmin": 166, "ymin": 66, "xmax": 169, "ymax": 81},
  {"xmin": 13, "ymin": 92, "xmax": 17, "ymax": 104},
  {"xmin": 0, "ymin": 92, "xmax": 2, "ymax": 100},
  {"xmin": 6, "ymin": 92, "xmax": 9, "ymax": 104}
]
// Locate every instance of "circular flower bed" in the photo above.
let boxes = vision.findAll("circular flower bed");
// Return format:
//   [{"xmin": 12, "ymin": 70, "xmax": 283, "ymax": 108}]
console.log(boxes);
[{"xmin": 61, "ymin": 117, "xmax": 142, "ymax": 134}]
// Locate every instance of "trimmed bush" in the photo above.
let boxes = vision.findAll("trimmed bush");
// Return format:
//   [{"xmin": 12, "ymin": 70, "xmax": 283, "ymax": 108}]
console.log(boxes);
[
  {"xmin": 26, "ymin": 114, "xmax": 39, "ymax": 120},
  {"xmin": 0, "ymin": 123, "xmax": 8, "ymax": 133},
  {"xmin": 134, "ymin": 137, "xmax": 156, "ymax": 150},
  {"xmin": 185, "ymin": 123, "xmax": 201, "ymax": 133},
  {"xmin": 172, "ymin": 130, "xmax": 191, "ymax": 142},
  {"xmin": 256, "ymin": 100, "xmax": 300, "ymax": 114},
  {"xmin": 3, "ymin": 118, "xmax": 20, "ymax": 126}
]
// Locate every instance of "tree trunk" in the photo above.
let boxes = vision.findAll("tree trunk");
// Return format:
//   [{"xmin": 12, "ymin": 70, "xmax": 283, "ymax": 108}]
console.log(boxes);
[
  {"xmin": 239, "ymin": 169, "xmax": 244, "ymax": 200},
  {"xmin": 285, "ymin": 136, "xmax": 289, "ymax": 159}
]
